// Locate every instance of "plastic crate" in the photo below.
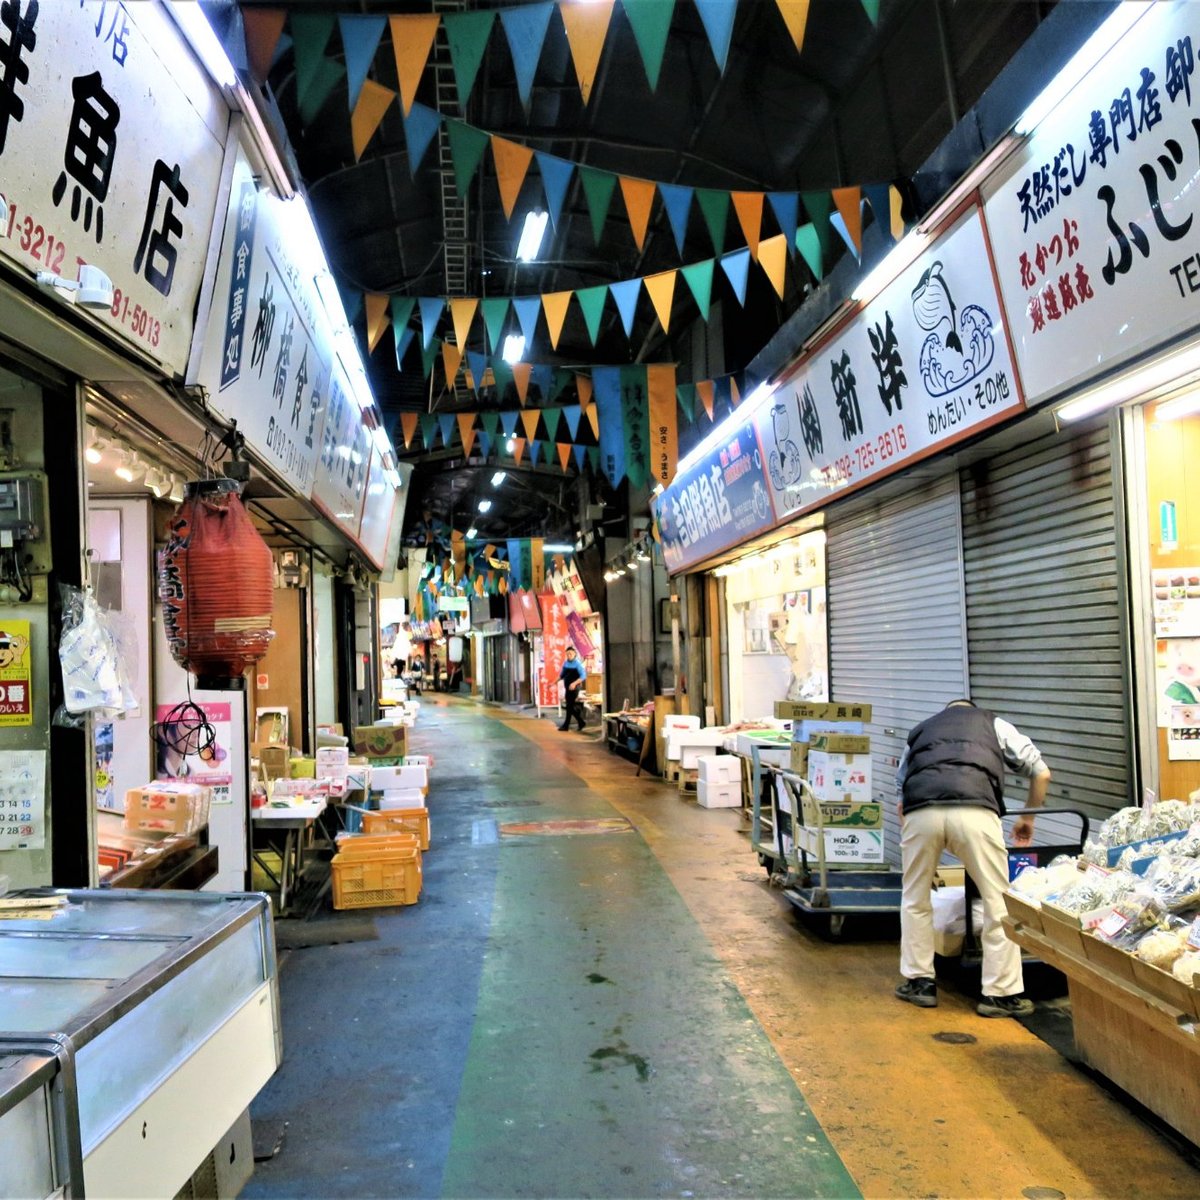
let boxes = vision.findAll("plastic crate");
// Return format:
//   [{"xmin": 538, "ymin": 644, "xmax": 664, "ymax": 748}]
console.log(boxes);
[
  {"xmin": 331, "ymin": 845, "xmax": 422, "ymax": 909},
  {"xmin": 362, "ymin": 808, "xmax": 430, "ymax": 850},
  {"xmin": 335, "ymin": 831, "xmax": 420, "ymax": 855}
]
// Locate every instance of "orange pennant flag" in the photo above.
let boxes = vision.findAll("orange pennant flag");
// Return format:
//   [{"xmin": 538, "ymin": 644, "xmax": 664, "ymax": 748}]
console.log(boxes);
[
  {"xmin": 832, "ymin": 186, "xmax": 863, "ymax": 253},
  {"xmin": 400, "ymin": 412, "xmax": 419, "ymax": 449},
  {"xmin": 449, "ymin": 297, "xmax": 478, "ymax": 350},
  {"xmin": 441, "ymin": 341, "xmax": 463, "ymax": 381},
  {"xmin": 512, "ymin": 437, "xmax": 527, "ymax": 465},
  {"xmin": 730, "ymin": 377, "xmax": 742, "ymax": 407},
  {"xmin": 697, "ymin": 379, "xmax": 716, "ymax": 421},
  {"xmin": 390, "ymin": 14, "xmax": 441, "ymax": 116},
  {"xmin": 646, "ymin": 364, "xmax": 678, "ymax": 488},
  {"xmin": 352, "ymin": 81, "xmax": 395, "ymax": 162},
  {"xmin": 585, "ymin": 401, "xmax": 599, "ymax": 438},
  {"xmin": 520, "ymin": 408, "xmax": 541, "ymax": 443},
  {"xmin": 732, "ymin": 191, "xmax": 765, "ymax": 260},
  {"xmin": 512, "ymin": 361, "xmax": 533, "ymax": 405},
  {"xmin": 474, "ymin": 574, "xmax": 484, "ymax": 596},
  {"xmin": 774, "ymin": 0, "xmax": 812, "ymax": 53},
  {"xmin": 644, "ymin": 270, "xmax": 677, "ymax": 333},
  {"xmin": 560, "ymin": 0, "xmax": 615, "ymax": 105},
  {"xmin": 619, "ymin": 176, "xmax": 656, "ymax": 252},
  {"xmin": 576, "ymin": 373, "xmax": 593, "ymax": 408},
  {"xmin": 491, "ymin": 136, "xmax": 534, "ymax": 220},
  {"xmin": 759, "ymin": 232, "xmax": 788, "ymax": 299},
  {"xmin": 541, "ymin": 291, "xmax": 573, "ymax": 351},
  {"xmin": 457, "ymin": 412, "xmax": 477, "ymax": 458},
  {"xmin": 243, "ymin": 8, "xmax": 286, "ymax": 83},
  {"xmin": 889, "ymin": 185, "xmax": 906, "ymax": 241},
  {"xmin": 365, "ymin": 292, "xmax": 390, "ymax": 353},
  {"xmin": 557, "ymin": 442, "xmax": 572, "ymax": 471}
]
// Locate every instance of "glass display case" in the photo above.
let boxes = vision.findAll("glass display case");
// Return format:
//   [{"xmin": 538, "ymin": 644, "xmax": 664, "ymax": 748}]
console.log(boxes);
[{"xmin": 0, "ymin": 889, "xmax": 280, "ymax": 1199}]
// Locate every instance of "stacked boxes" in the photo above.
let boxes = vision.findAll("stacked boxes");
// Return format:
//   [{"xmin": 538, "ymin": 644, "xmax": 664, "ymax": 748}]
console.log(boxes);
[
  {"xmin": 124, "ymin": 782, "xmax": 212, "ymax": 834},
  {"xmin": 352, "ymin": 724, "xmax": 408, "ymax": 763},
  {"xmin": 696, "ymin": 754, "xmax": 741, "ymax": 809},
  {"xmin": 363, "ymin": 807, "xmax": 430, "ymax": 850},
  {"xmin": 370, "ymin": 762, "xmax": 429, "ymax": 810}
]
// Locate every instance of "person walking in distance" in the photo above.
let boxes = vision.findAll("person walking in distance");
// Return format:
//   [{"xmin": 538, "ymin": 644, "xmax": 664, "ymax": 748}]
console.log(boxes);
[
  {"xmin": 557, "ymin": 646, "xmax": 587, "ymax": 732},
  {"xmin": 894, "ymin": 699, "xmax": 1051, "ymax": 1017}
]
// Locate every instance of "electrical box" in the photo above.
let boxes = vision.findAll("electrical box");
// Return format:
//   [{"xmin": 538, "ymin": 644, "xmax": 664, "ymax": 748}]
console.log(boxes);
[{"xmin": 0, "ymin": 477, "xmax": 41, "ymax": 541}]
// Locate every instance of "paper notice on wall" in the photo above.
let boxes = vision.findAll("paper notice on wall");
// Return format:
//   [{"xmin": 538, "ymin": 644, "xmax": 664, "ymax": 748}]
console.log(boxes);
[
  {"xmin": 1152, "ymin": 568, "xmax": 1200, "ymax": 637},
  {"xmin": 1156, "ymin": 639, "xmax": 1200, "ymax": 726},
  {"xmin": 155, "ymin": 702, "xmax": 234, "ymax": 804},
  {"xmin": 0, "ymin": 750, "xmax": 46, "ymax": 851},
  {"xmin": 1167, "ymin": 705, "xmax": 1200, "ymax": 761}
]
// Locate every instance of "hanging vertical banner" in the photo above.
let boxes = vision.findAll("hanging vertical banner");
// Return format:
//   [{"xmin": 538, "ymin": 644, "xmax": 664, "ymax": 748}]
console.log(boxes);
[
  {"xmin": 530, "ymin": 538, "xmax": 546, "ymax": 591},
  {"xmin": 646, "ymin": 364, "xmax": 678, "ymax": 487},
  {"xmin": 620, "ymin": 365, "xmax": 650, "ymax": 489},
  {"xmin": 565, "ymin": 610, "xmax": 596, "ymax": 658},
  {"xmin": 593, "ymin": 366, "xmax": 626, "ymax": 487},
  {"xmin": 537, "ymin": 591, "xmax": 570, "ymax": 707}
]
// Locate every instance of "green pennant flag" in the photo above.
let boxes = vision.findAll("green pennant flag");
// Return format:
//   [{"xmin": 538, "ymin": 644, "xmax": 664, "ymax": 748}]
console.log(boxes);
[
  {"xmin": 391, "ymin": 295, "xmax": 415, "ymax": 345},
  {"xmin": 421, "ymin": 336, "xmax": 440, "ymax": 380},
  {"xmin": 480, "ymin": 297, "xmax": 510, "ymax": 352},
  {"xmin": 586, "ymin": 446, "xmax": 601, "ymax": 472},
  {"xmin": 299, "ymin": 59, "xmax": 344, "ymax": 126},
  {"xmin": 542, "ymin": 407, "xmax": 563, "ymax": 443},
  {"xmin": 861, "ymin": 0, "xmax": 881, "ymax": 24},
  {"xmin": 480, "ymin": 411, "xmax": 500, "ymax": 438},
  {"xmin": 795, "ymin": 223, "xmax": 824, "ymax": 281},
  {"xmin": 575, "ymin": 284, "xmax": 608, "ymax": 346},
  {"xmin": 442, "ymin": 10, "xmax": 495, "ymax": 108},
  {"xmin": 680, "ymin": 259, "xmax": 715, "ymax": 321},
  {"xmin": 580, "ymin": 166, "xmax": 617, "ymax": 245},
  {"xmin": 800, "ymin": 191, "xmax": 834, "ymax": 262},
  {"xmin": 623, "ymin": 0, "xmax": 675, "ymax": 91},
  {"xmin": 446, "ymin": 121, "xmax": 491, "ymax": 199},
  {"xmin": 290, "ymin": 13, "xmax": 335, "ymax": 104},
  {"xmin": 550, "ymin": 368, "xmax": 572, "ymax": 402},
  {"xmin": 419, "ymin": 412, "xmax": 437, "ymax": 448},
  {"xmin": 491, "ymin": 357, "xmax": 513, "ymax": 398},
  {"xmin": 676, "ymin": 382, "xmax": 696, "ymax": 422},
  {"xmin": 696, "ymin": 189, "xmax": 730, "ymax": 254}
]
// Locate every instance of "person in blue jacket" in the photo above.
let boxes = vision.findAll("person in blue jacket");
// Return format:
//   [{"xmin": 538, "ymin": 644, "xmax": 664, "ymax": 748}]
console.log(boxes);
[{"xmin": 557, "ymin": 646, "xmax": 587, "ymax": 732}]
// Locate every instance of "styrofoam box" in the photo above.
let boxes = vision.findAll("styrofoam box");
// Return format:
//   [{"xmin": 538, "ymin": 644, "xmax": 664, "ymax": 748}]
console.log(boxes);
[
  {"xmin": 734, "ymin": 733, "xmax": 792, "ymax": 766},
  {"xmin": 796, "ymin": 825, "xmax": 885, "ymax": 863},
  {"xmin": 662, "ymin": 715, "xmax": 701, "ymax": 731},
  {"xmin": 697, "ymin": 755, "xmax": 740, "ymax": 785},
  {"xmin": 379, "ymin": 789, "xmax": 426, "ymax": 810},
  {"xmin": 792, "ymin": 719, "xmax": 865, "ymax": 742},
  {"xmin": 316, "ymin": 747, "xmax": 350, "ymax": 769},
  {"xmin": 370, "ymin": 764, "xmax": 429, "ymax": 791},
  {"xmin": 667, "ymin": 728, "xmax": 726, "ymax": 762},
  {"xmin": 697, "ymin": 781, "xmax": 741, "ymax": 809}
]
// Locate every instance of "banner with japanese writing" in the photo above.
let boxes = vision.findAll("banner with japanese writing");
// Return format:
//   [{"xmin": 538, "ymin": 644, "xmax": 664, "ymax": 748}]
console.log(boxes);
[
  {"xmin": 0, "ymin": 2, "xmax": 227, "ymax": 376},
  {"xmin": 565, "ymin": 610, "xmax": 596, "ymax": 658},
  {"xmin": 758, "ymin": 206, "xmax": 1023, "ymax": 523},
  {"xmin": 537, "ymin": 591, "xmax": 570, "ymax": 707},
  {"xmin": 981, "ymin": 3, "xmax": 1198, "ymax": 403},
  {"xmin": 356, "ymin": 448, "xmax": 401, "ymax": 570}
]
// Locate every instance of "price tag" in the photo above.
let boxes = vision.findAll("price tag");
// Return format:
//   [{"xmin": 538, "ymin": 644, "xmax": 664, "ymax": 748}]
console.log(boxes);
[
  {"xmin": 1096, "ymin": 908, "xmax": 1130, "ymax": 939},
  {"xmin": 1085, "ymin": 863, "xmax": 1111, "ymax": 882},
  {"xmin": 1187, "ymin": 916, "xmax": 1200, "ymax": 951}
]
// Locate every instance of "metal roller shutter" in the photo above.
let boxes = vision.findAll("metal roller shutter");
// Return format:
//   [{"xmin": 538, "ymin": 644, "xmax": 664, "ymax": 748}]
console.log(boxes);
[
  {"xmin": 828, "ymin": 474, "xmax": 970, "ymax": 863},
  {"xmin": 960, "ymin": 423, "xmax": 1129, "ymax": 819}
]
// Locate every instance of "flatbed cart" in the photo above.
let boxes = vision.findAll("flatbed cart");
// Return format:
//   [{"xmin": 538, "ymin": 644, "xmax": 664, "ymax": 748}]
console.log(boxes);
[{"xmin": 750, "ymin": 748, "xmax": 904, "ymax": 936}]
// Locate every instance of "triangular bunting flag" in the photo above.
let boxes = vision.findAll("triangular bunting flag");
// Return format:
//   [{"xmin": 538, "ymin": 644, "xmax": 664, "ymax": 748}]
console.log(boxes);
[
  {"xmin": 419, "ymin": 412, "xmax": 437, "ymax": 448},
  {"xmin": 585, "ymin": 402, "xmax": 599, "ymax": 438},
  {"xmin": 446, "ymin": 120, "xmax": 491, "ymax": 199},
  {"xmin": 801, "ymin": 190, "xmax": 834, "ymax": 261},
  {"xmin": 339, "ymin": 282, "xmax": 362, "ymax": 327},
  {"xmin": 889, "ymin": 185, "xmax": 906, "ymax": 241},
  {"xmin": 695, "ymin": 0, "xmax": 737, "ymax": 72},
  {"xmin": 400, "ymin": 412, "xmax": 419, "ymax": 449},
  {"xmin": 542, "ymin": 407, "xmax": 563, "ymax": 443},
  {"xmin": 730, "ymin": 376, "xmax": 742, "ymax": 406},
  {"xmin": 419, "ymin": 297, "xmax": 445, "ymax": 349},
  {"xmin": 449, "ymin": 297, "xmax": 479, "ymax": 351},
  {"xmin": 437, "ymin": 413, "xmax": 455, "ymax": 447},
  {"xmin": 291, "ymin": 13, "xmax": 335, "ymax": 106},
  {"xmin": 299, "ymin": 59, "xmax": 344, "ymax": 125},
  {"xmin": 659, "ymin": 183, "xmax": 694, "ymax": 255},
  {"xmin": 861, "ymin": 0, "xmax": 880, "ymax": 24},
  {"xmin": 575, "ymin": 285, "xmax": 608, "ymax": 346},
  {"xmin": 481, "ymin": 411, "xmax": 501, "ymax": 438},
  {"xmin": 619, "ymin": 176, "xmax": 656, "ymax": 252},
  {"xmin": 529, "ymin": 439, "xmax": 543, "ymax": 466},
  {"xmin": 774, "ymin": 0, "xmax": 812, "ymax": 53},
  {"xmin": 441, "ymin": 342, "xmax": 463, "ymax": 383},
  {"xmin": 587, "ymin": 446, "xmax": 601, "ymax": 472},
  {"xmin": 551, "ymin": 369, "xmax": 572, "ymax": 402},
  {"xmin": 513, "ymin": 296, "xmax": 541, "ymax": 345},
  {"xmin": 338, "ymin": 15, "xmax": 386, "ymax": 112},
  {"xmin": 243, "ymin": 8, "xmax": 287, "ymax": 83},
  {"xmin": 623, "ymin": 0, "xmax": 675, "ymax": 91},
  {"xmin": 491, "ymin": 357, "xmax": 513, "ymax": 397},
  {"xmin": 676, "ymin": 382, "xmax": 696, "ymax": 421},
  {"xmin": 500, "ymin": 411, "xmax": 520, "ymax": 438},
  {"xmin": 720, "ymin": 248, "xmax": 752, "ymax": 305},
  {"xmin": 480, "ymin": 297, "xmax": 510, "ymax": 351},
  {"xmin": 365, "ymin": 292, "xmax": 390, "ymax": 353},
  {"xmin": 767, "ymin": 191, "xmax": 800, "ymax": 249},
  {"xmin": 696, "ymin": 188, "xmax": 730, "ymax": 255},
  {"xmin": 394, "ymin": 325, "xmax": 415, "ymax": 369},
  {"xmin": 421, "ymin": 337, "xmax": 440, "ymax": 379},
  {"xmin": 573, "ymin": 443, "xmax": 587, "ymax": 470},
  {"xmin": 795, "ymin": 223, "xmax": 823, "ymax": 280},
  {"xmin": 442, "ymin": 10, "xmax": 494, "ymax": 107},
  {"xmin": 478, "ymin": 430, "xmax": 493, "ymax": 458},
  {"xmin": 531, "ymin": 363, "xmax": 553, "ymax": 401},
  {"xmin": 390, "ymin": 296, "xmax": 415, "ymax": 348},
  {"xmin": 609, "ymin": 278, "xmax": 641, "ymax": 338},
  {"xmin": 491, "ymin": 136, "xmax": 534, "ymax": 220},
  {"xmin": 576, "ymin": 374, "xmax": 593, "ymax": 409},
  {"xmin": 830, "ymin": 210, "xmax": 860, "ymax": 259},
  {"xmin": 713, "ymin": 374, "xmax": 731, "ymax": 411},
  {"xmin": 644, "ymin": 270, "xmax": 677, "ymax": 333},
  {"xmin": 680, "ymin": 259, "xmax": 714, "ymax": 321},
  {"xmin": 731, "ymin": 191, "xmax": 764, "ymax": 260},
  {"xmin": 520, "ymin": 409, "xmax": 541, "ymax": 443},
  {"xmin": 562, "ymin": 404, "xmax": 582, "ymax": 441},
  {"xmin": 512, "ymin": 362, "xmax": 533, "ymax": 406},
  {"xmin": 697, "ymin": 379, "xmax": 715, "ymax": 420},
  {"xmin": 541, "ymin": 291, "xmax": 573, "ymax": 351},
  {"xmin": 512, "ymin": 437, "xmax": 527, "ymax": 465},
  {"xmin": 557, "ymin": 441, "xmax": 572, "ymax": 471},
  {"xmin": 499, "ymin": 2, "xmax": 554, "ymax": 109},
  {"xmin": 535, "ymin": 152, "xmax": 574, "ymax": 230},
  {"xmin": 580, "ymin": 166, "xmax": 617, "ymax": 244},
  {"xmin": 831, "ymin": 186, "xmax": 863, "ymax": 254},
  {"xmin": 457, "ymin": 413, "xmax": 477, "ymax": 457},
  {"xmin": 560, "ymin": 0, "xmax": 615, "ymax": 105},
  {"xmin": 759, "ymin": 233, "xmax": 788, "ymax": 299},
  {"xmin": 467, "ymin": 349, "xmax": 488, "ymax": 394},
  {"xmin": 863, "ymin": 183, "xmax": 893, "ymax": 244},
  {"xmin": 389, "ymin": 14, "xmax": 440, "ymax": 115},
  {"xmin": 402, "ymin": 102, "xmax": 441, "ymax": 176}
]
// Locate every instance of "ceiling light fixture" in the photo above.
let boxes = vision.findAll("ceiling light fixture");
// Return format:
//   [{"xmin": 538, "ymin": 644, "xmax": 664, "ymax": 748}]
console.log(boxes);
[
  {"xmin": 851, "ymin": 231, "xmax": 929, "ymax": 303},
  {"xmin": 491, "ymin": 470, "xmax": 507, "ymax": 486},
  {"xmin": 502, "ymin": 334, "xmax": 526, "ymax": 364},
  {"xmin": 505, "ymin": 437, "xmax": 516, "ymax": 453},
  {"xmin": 516, "ymin": 210, "xmax": 549, "ymax": 262},
  {"xmin": 114, "ymin": 450, "xmax": 145, "ymax": 483},
  {"xmin": 167, "ymin": 0, "xmax": 238, "ymax": 89},
  {"xmin": 1057, "ymin": 341, "xmax": 1200, "ymax": 423},
  {"xmin": 466, "ymin": 526, "xmax": 478, "ymax": 538},
  {"xmin": 1154, "ymin": 391, "xmax": 1200, "ymax": 423},
  {"xmin": 477, "ymin": 499, "xmax": 492, "ymax": 513},
  {"xmin": 541, "ymin": 543, "xmax": 574, "ymax": 552}
]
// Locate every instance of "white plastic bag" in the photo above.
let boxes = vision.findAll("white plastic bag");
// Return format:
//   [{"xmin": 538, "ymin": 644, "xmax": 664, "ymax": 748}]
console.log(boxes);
[{"xmin": 56, "ymin": 585, "xmax": 138, "ymax": 724}]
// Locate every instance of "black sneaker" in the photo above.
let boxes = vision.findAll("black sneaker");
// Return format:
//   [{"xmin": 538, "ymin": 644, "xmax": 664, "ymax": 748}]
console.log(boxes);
[
  {"xmin": 895, "ymin": 978, "xmax": 938, "ymax": 1008},
  {"xmin": 977, "ymin": 994, "xmax": 1034, "ymax": 1018}
]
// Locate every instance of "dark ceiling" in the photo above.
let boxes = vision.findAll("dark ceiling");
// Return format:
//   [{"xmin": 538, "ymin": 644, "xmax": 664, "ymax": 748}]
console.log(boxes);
[{"xmin": 238, "ymin": 0, "xmax": 1061, "ymax": 543}]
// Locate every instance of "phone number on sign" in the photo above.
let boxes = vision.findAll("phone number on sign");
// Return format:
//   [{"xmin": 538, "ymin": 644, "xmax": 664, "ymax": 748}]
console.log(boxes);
[{"xmin": 816, "ymin": 424, "xmax": 909, "ymax": 487}]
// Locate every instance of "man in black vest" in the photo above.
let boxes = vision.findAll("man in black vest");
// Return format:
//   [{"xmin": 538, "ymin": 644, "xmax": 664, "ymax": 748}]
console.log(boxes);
[
  {"xmin": 557, "ymin": 646, "xmax": 587, "ymax": 732},
  {"xmin": 894, "ymin": 699, "xmax": 1051, "ymax": 1017}
]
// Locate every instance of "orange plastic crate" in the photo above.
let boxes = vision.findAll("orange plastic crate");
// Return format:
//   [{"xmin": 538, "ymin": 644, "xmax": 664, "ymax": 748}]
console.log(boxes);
[
  {"xmin": 362, "ymin": 808, "xmax": 430, "ymax": 850},
  {"xmin": 336, "ymin": 830, "xmax": 420, "ymax": 854},
  {"xmin": 331, "ymin": 845, "xmax": 422, "ymax": 909}
]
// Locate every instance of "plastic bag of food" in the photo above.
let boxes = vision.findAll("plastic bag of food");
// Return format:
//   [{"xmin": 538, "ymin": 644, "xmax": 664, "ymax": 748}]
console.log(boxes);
[
  {"xmin": 1171, "ymin": 949, "xmax": 1200, "ymax": 985},
  {"xmin": 1048, "ymin": 869, "xmax": 1139, "ymax": 915},
  {"xmin": 1133, "ymin": 919, "xmax": 1192, "ymax": 970},
  {"xmin": 1091, "ymin": 894, "xmax": 1165, "ymax": 948},
  {"xmin": 1142, "ymin": 855, "xmax": 1200, "ymax": 912},
  {"xmin": 54, "ymin": 585, "xmax": 138, "ymax": 726},
  {"xmin": 1010, "ymin": 857, "xmax": 1080, "ymax": 901}
]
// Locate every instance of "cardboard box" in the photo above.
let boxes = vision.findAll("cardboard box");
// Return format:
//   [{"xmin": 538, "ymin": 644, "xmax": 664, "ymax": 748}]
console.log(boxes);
[
  {"xmin": 124, "ymin": 782, "xmax": 211, "ymax": 834},
  {"xmin": 793, "ymin": 719, "xmax": 865, "ymax": 742},
  {"xmin": 697, "ymin": 780, "xmax": 741, "ymax": 809},
  {"xmin": 795, "ymin": 825, "xmax": 885, "ymax": 863},
  {"xmin": 790, "ymin": 742, "xmax": 809, "ymax": 774},
  {"xmin": 257, "ymin": 746, "xmax": 290, "ymax": 781},
  {"xmin": 255, "ymin": 706, "xmax": 289, "ymax": 746},
  {"xmin": 808, "ymin": 733, "xmax": 871, "ymax": 754},
  {"xmin": 807, "ymin": 750, "xmax": 872, "ymax": 804},
  {"xmin": 774, "ymin": 701, "xmax": 873, "ymax": 723},
  {"xmin": 800, "ymin": 797, "xmax": 883, "ymax": 829},
  {"xmin": 316, "ymin": 747, "xmax": 350, "ymax": 772},
  {"xmin": 697, "ymin": 755, "xmax": 739, "ymax": 785},
  {"xmin": 369, "ymin": 764, "xmax": 429, "ymax": 791},
  {"xmin": 353, "ymin": 725, "xmax": 408, "ymax": 758}
]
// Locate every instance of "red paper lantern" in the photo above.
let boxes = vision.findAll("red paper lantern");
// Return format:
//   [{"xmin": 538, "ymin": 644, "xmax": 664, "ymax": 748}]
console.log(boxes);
[{"xmin": 158, "ymin": 479, "xmax": 274, "ymax": 688}]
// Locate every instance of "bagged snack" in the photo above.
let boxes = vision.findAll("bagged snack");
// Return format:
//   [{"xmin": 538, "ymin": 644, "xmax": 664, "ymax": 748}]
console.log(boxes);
[
  {"xmin": 1142, "ymin": 855, "xmax": 1200, "ymax": 912},
  {"xmin": 1134, "ymin": 920, "xmax": 1191, "ymax": 970}
]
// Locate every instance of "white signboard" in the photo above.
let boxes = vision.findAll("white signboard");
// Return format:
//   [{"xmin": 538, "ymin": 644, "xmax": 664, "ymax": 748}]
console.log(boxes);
[
  {"xmin": 356, "ymin": 448, "xmax": 397, "ymax": 570},
  {"xmin": 0, "ymin": 1, "xmax": 227, "ymax": 376},
  {"xmin": 981, "ymin": 2, "xmax": 1200, "ymax": 403},
  {"xmin": 310, "ymin": 359, "xmax": 371, "ymax": 535},
  {"xmin": 757, "ymin": 207, "xmax": 1023, "ymax": 518}
]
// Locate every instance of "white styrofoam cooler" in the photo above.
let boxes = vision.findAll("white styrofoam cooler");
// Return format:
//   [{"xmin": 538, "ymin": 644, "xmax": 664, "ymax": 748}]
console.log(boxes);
[
  {"xmin": 667, "ymin": 727, "xmax": 727, "ymax": 763},
  {"xmin": 697, "ymin": 781, "xmax": 741, "ymax": 809},
  {"xmin": 379, "ymin": 788, "xmax": 426, "ymax": 809},
  {"xmin": 697, "ymin": 755, "xmax": 740, "ymax": 785}
]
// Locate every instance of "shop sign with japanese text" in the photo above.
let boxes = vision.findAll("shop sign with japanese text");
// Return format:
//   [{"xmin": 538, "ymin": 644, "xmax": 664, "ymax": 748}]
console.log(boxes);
[
  {"xmin": 758, "ymin": 207, "xmax": 1023, "ymax": 523},
  {"xmin": 0, "ymin": 1, "xmax": 226, "ymax": 376},
  {"xmin": 356, "ymin": 448, "xmax": 398, "ymax": 570},
  {"xmin": 981, "ymin": 2, "xmax": 1200, "ymax": 402},
  {"xmin": 309, "ymin": 371, "xmax": 371, "ymax": 540},
  {"xmin": 653, "ymin": 415, "xmax": 774, "ymax": 573}
]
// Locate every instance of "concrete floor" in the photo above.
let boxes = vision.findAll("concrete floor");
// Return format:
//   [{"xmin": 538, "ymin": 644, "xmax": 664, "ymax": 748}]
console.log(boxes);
[{"xmin": 245, "ymin": 698, "xmax": 1200, "ymax": 1199}]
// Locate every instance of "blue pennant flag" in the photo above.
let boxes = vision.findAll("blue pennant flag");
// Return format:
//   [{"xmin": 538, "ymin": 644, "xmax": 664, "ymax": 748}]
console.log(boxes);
[
  {"xmin": 593, "ymin": 366, "xmax": 626, "ymax": 488},
  {"xmin": 767, "ymin": 191, "xmax": 800, "ymax": 250},
  {"xmin": 530, "ymin": 363, "xmax": 553, "ymax": 401},
  {"xmin": 437, "ymin": 413, "xmax": 455, "ymax": 448},
  {"xmin": 507, "ymin": 539, "xmax": 523, "ymax": 588},
  {"xmin": 529, "ymin": 439, "xmax": 543, "ymax": 466},
  {"xmin": 830, "ymin": 210, "xmax": 862, "ymax": 260},
  {"xmin": 467, "ymin": 349, "xmax": 488, "ymax": 393},
  {"xmin": 478, "ymin": 430, "xmax": 493, "ymax": 459},
  {"xmin": 513, "ymin": 296, "xmax": 541, "ymax": 345},
  {"xmin": 535, "ymin": 152, "xmax": 575, "ymax": 230},
  {"xmin": 609, "ymin": 279, "xmax": 642, "ymax": 337},
  {"xmin": 695, "ymin": 0, "xmax": 737, "ymax": 73},
  {"xmin": 403, "ymin": 103, "xmax": 442, "ymax": 177},
  {"xmin": 499, "ymin": 2, "xmax": 554, "ymax": 109},
  {"xmin": 394, "ymin": 325, "xmax": 415, "ymax": 370},
  {"xmin": 573, "ymin": 443, "xmax": 587, "ymax": 470},
  {"xmin": 500, "ymin": 410, "xmax": 520, "ymax": 439},
  {"xmin": 338, "ymin": 15, "xmax": 386, "ymax": 111},
  {"xmin": 419, "ymin": 296, "xmax": 445, "ymax": 348},
  {"xmin": 659, "ymin": 183, "xmax": 694, "ymax": 256},
  {"xmin": 863, "ymin": 183, "xmax": 895, "ymax": 244},
  {"xmin": 562, "ymin": 403, "xmax": 582, "ymax": 441},
  {"xmin": 720, "ymin": 248, "xmax": 751, "ymax": 306}
]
